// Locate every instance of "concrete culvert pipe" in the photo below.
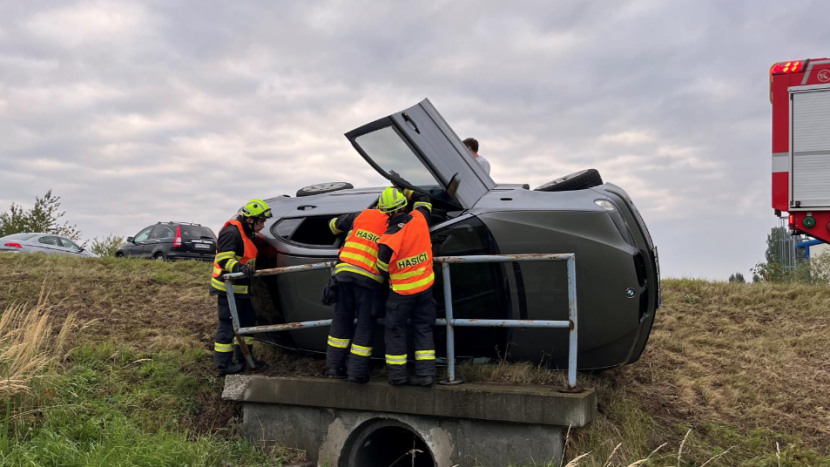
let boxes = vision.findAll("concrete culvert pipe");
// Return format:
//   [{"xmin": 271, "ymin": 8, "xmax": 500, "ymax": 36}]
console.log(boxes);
[{"xmin": 340, "ymin": 419, "xmax": 435, "ymax": 467}]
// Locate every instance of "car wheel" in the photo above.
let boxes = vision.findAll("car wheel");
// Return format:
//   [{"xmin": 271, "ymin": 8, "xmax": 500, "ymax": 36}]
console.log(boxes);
[
  {"xmin": 534, "ymin": 169, "xmax": 604, "ymax": 192},
  {"xmin": 296, "ymin": 182, "xmax": 354, "ymax": 197},
  {"xmin": 115, "ymin": 252, "xmax": 124, "ymax": 258},
  {"xmin": 154, "ymin": 253, "xmax": 166, "ymax": 261}
]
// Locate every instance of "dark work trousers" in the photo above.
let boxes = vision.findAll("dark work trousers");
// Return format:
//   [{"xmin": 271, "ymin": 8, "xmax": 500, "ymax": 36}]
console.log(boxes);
[
  {"xmin": 326, "ymin": 282, "xmax": 384, "ymax": 379},
  {"xmin": 384, "ymin": 287, "xmax": 437, "ymax": 381},
  {"xmin": 215, "ymin": 294, "xmax": 256, "ymax": 368}
]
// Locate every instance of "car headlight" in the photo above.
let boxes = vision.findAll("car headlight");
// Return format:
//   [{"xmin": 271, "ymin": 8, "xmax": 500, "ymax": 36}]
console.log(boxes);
[{"xmin": 594, "ymin": 199, "xmax": 617, "ymax": 211}]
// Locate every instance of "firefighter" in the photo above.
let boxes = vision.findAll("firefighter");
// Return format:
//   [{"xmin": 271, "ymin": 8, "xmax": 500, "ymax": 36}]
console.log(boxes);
[
  {"xmin": 376, "ymin": 187, "xmax": 436, "ymax": 386},
  {"xmin": 210, "ymin": 198, "xmax": 272, "ymax": 376},
  {"xmin": 325, "ymin": 200, "xmax": 390, "ymax": 383}
]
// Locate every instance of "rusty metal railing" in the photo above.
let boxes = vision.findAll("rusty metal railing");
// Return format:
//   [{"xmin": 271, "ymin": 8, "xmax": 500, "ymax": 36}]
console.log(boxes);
[{"xmin": 223, "ymin": 253, "xmax": 579, "ymax": 390}]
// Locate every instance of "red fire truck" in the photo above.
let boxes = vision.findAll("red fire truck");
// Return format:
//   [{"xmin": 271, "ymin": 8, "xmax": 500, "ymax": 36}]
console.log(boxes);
[{"xmin": 771, "ymin": 58, "xmax": 830, "ymax": 244}]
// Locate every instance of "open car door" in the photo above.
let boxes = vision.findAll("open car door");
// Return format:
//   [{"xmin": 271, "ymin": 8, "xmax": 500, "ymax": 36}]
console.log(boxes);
[{"xmin": 345, "ymin": 98, "xmax": 495, "ymax": 209}]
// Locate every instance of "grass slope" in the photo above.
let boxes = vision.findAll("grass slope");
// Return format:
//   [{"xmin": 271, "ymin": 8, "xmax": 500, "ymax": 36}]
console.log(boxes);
[{"xmin": 0, "ymin": 254, "xmax": 828, "ymax": 466}]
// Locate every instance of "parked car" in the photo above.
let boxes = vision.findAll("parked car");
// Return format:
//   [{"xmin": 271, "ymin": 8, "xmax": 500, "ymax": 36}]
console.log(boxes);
[
  {"xmin": 0, "ymin": 232, "xmax": 98, "ymax": 257},
  {"xmin": 116, "ymin": 222, "xmax": 216, "ymax": 261},
  {"xmin": 243, "ymin": 99, "xmax": 660, "ymax": 371}
]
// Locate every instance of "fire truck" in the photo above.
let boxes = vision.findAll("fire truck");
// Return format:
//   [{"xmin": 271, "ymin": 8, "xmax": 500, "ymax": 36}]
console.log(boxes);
[{"xmin": 771, "ymin": 58, "xmax": 830, "ymax": 244}]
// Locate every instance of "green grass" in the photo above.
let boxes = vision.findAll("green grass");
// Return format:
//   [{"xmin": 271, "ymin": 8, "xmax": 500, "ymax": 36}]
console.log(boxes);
[
  {"xmin": 0, "ymin": 341, "xmax": 286, "ymax": 466},
  {"xmin": 1, "ymin": 255, "xmax": 830, "ymax": 466}
]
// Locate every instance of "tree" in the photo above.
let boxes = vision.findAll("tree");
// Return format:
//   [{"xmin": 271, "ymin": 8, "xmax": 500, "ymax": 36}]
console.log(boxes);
[
  {"xmin": 728, "ymin": 272, "xmax": 746, "ymax": 283},
  {"xmin": 0, "ymin": 191, "xmax": 81, "ymax": 241},
  {"xmin": 89, "ymin": 235, "xmax": 124, "ymax": 258},
  {"xmin": 752, "ymin": 226, "xmax": 811, "ymax": 283}
]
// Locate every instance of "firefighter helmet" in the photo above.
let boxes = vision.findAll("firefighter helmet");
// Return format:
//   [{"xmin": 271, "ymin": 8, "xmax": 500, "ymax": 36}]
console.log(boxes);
[
  {"xmin": 377, "ymin": 187, "xmax": 408, "ymax": 213},
  {"xmin": 241, "ymin": 199, "xmax": 272, "ymax": 219}
]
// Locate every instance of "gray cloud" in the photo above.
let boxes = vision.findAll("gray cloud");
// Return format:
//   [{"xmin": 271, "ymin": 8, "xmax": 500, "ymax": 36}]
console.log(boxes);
[{"xmin": 1, "ymin": 0, "xmax": 828, "ymax": 278}]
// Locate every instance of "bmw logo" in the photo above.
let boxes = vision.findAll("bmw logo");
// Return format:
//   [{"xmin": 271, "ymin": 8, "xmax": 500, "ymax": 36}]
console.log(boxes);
[{"xmin": 625, "ymin": 288, "xmax": 636, "ymax": 298}]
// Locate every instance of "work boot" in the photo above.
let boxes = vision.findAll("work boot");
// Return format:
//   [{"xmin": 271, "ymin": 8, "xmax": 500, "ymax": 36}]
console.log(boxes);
[
  {"xmin": 407, "ymin": 375, "xmax": 435, "ymax": 387},
  {"xmin": 326, "ymin": 368, "xmax": 347, "ymax": 379},
  {"xmin": 347, "ymin": 373, "xmax": 369, "ymax": 384},
  {"xmin": 215, "ymin": 350, "xmax": 244, "ymax": 376},
  {"xmin": 217, "ymin": 361, "xmax": 244, "ymax": 376},
  {"xmin": 248, "ymin": 357, "xmax": 268, "ymax": 372},
  {"xmin": 388, "ymin": 378, "xmax": 408, "ymax": 386},
  {"xmin": 235, "ymin": 345, "xmax": 268, "ymax": 372}
]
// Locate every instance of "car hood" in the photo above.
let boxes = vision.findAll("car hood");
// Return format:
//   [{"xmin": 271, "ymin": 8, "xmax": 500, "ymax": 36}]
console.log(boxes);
[{"xmin": 471, "ymin": 186, "xmax": 609, "ymax": 214}]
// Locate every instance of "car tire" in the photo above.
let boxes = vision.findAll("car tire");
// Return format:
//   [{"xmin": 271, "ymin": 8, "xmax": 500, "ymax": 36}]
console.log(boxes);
[
  {"xmin": 534, "ymin": 169, "xmax": 604, "ymax": 192},
  {"xmin": 154, "ymin": 253, "xmax": 166, "ymax": 261},
  {"xmin": 115, "ymin": 252, "xmax": 124, "ymax": 258},
  {"xmin": 296, "ymin": 182, "xmax": 354, "ymax": 197}
]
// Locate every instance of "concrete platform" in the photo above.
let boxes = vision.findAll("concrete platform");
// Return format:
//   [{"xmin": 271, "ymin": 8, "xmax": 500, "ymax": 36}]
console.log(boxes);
[{"xmin": 223, "ymin": 375, "xmax": 596, "ymax": 467}]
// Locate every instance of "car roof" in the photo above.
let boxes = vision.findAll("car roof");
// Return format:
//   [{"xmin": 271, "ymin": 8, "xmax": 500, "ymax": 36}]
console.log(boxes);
[{"xmin": 155, "ymin": 221, "xmax": 204, "ymax": 226}]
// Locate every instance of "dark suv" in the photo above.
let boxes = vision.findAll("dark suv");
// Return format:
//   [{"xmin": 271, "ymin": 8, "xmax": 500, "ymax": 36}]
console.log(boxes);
[{"xmin": 116, "ymin": 222, "xmax": 217, "ymax": 261}]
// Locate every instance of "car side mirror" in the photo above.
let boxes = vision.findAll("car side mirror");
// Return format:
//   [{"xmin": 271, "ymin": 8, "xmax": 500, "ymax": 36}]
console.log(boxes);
[
  {"xmin": 447, "ymin": 173, "xmax": 461, "ymax": 199},
  {"xmin": 127, "ymin": 237, "xmax": 135, "ymax": 243}
]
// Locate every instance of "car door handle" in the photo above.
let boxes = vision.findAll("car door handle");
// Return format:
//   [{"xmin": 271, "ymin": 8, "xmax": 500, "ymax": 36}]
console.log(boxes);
[
  {"xmin": 402, "ymin": 113, "xmax": 420, "ymax": 134},
  {"xmin": 297, "ymin": 205, "xmax": 316, "ymax": 211}
]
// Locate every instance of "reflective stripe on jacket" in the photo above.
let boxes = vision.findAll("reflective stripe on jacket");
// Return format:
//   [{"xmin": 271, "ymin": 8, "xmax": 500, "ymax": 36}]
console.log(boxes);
[
  {"xmin": 336, "ymin": 209, "xmax": 388, "ymax": 283},
  {"xmin": 211, "ymin": 219, "xmax": 258, "ymax": 294},
  {"xmin": 378, "ymin": 210, "xmax": 434, "ymax": 295}
]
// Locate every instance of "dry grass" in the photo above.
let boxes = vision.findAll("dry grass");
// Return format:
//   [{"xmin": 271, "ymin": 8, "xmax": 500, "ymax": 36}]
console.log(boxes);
[
  {"xmin": 2, "ymin": 255, "xmax": 829, "ymax": 465},
  {"xmin": 0, "ymin": 286, "xmax": 78, "ymax": 399},
  {"xmin": 561, "ymin": 278, "xmax": 830, "ymax": 466}
]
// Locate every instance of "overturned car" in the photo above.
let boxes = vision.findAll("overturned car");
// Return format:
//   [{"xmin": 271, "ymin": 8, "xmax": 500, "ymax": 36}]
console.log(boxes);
[{"xmin": 248, "ymin": 99, "xmax": 660, "ymax": 371}]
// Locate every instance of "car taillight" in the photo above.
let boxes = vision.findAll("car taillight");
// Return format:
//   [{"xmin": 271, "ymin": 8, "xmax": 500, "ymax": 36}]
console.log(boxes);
[
  {"xmin": 789, "ymin": 214, "xmax": 795, "ymax": 229},
  {"xmin": 173, "ymin": 226, "xmax": 182, "ymax": 247},
  {"xmin": 4, "ymin": 242, "xmax": 22, "ymax": 248}
]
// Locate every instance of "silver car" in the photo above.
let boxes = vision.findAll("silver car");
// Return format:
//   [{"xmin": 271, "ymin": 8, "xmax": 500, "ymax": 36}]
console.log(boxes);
[
  {"xmin": 247, "ymin": 99, "xmax": 660, "ymax": 371},
  {"xmin": 0, "ymin": 233, "xmax": 98, "ymax": 258}
]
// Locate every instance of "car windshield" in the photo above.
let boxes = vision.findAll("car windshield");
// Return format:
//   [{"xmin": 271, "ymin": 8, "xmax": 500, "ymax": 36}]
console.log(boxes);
[
  {"xmin": 354, "ymin": 126, "xmax": 442, "ymax": 191},
  {"xmin": 181, "ymin": 225, "xmax": 215, "ymax": 239},
  {"xmin": 1, "ymin": 233, "xmax": 37, "ymax": 241}
]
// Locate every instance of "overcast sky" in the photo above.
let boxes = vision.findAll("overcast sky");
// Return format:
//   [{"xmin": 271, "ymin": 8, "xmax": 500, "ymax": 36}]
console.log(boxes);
[{"xmin": 1, "ymin": 0, "xmax": 828, "ymax": 279}]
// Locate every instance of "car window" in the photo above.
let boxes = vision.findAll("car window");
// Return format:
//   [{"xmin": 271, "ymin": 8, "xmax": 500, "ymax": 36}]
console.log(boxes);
[
  {"xmin": 354, "ymin": 126, "xmax": 442, "ymax": 190},
  {"xmin": 134, "ymin": 227, "xmax": 153, "ymax": 243},
  {"xmin": 1, "ymin": 233, "xmax": 37, "ymax": 241},
  {"xmin": 181, "ymin": 225, "xmax": 215, "ymax": 239},
  {"xmin": 271, "ymin": 216, "xmax": 341, "ymax": 248},
  {"xmin": 59, "ymin": 237, "xmax": 81, "ymax": 250},
  {"xmin": 150, "ymin": 225, "xmax": 175, "ymax": 240},
  {"xmin": 38, "ymin": 236, "xmax": 61, "ymax": 246},
  {"xmin": 273, "ymin": 218, "xmax": 303, "ymax": 240}
]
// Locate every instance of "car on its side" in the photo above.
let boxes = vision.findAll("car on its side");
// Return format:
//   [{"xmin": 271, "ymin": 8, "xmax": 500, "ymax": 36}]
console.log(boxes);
[
  {"xmin": 0, "ymin": 232, "xmax": 98, "ymax": 257},
  {"xmin": 116, "ymin": 222, "xmax": 216, "ymax": 261},
  {"xmin": 243, "ymin": 98, "xmax": 660, "ymax": 371}
]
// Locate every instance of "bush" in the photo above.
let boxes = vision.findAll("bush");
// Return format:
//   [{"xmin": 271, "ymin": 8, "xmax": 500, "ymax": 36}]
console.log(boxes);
[
  {"xmin": 809, "ymin": 250, "xmax": 830, "ymax": 284},
  {"xmin": 88, "ymin": 234, "xmax": 124, "ymax": 258}
]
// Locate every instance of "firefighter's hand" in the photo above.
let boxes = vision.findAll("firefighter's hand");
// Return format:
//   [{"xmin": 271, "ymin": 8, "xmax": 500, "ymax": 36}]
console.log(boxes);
[{"xmin": 234, "ymin": 263, "xmax": 256, "ymax": 278}]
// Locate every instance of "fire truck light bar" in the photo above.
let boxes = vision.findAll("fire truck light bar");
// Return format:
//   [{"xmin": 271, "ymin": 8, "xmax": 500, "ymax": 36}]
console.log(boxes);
[{"xmin": 770, "ymin": 60, "xmax": 808, "ymax": 75}]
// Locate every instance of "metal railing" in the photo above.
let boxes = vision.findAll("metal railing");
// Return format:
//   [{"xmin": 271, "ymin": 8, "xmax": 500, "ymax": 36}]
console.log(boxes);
[{"xmin": 223, "ymin": 253, "xmax": 579, "ymax": 390}]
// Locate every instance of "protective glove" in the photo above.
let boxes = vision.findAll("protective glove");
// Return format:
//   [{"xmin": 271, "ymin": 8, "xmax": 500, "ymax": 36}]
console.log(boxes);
[{"xmin": 234, "ymin": 263, "xmax": 256, "ymax": 278}]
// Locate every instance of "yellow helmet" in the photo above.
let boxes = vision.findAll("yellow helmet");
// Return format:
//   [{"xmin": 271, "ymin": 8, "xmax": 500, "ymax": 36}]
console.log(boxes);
[
  {"xmin": 241, "ymin": 199, "xmax": 272, "ymax": 219},
  {"xmin": 377, "ymin": 187, "xmax": 408, "ymax": 213}
]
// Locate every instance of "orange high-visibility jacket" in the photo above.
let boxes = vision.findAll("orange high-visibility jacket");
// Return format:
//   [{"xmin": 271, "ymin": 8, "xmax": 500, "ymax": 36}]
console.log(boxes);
[
  {"xmin": 333, "ymin": 209, "xmax": 388, "ymax": 283},
  {"xmin": 378, "ymin": 210, "xmax": 434, "ymax": 295},
  {"xmin": 210, "ymin": 219, "xmax": 257, "ymax": 295}
]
